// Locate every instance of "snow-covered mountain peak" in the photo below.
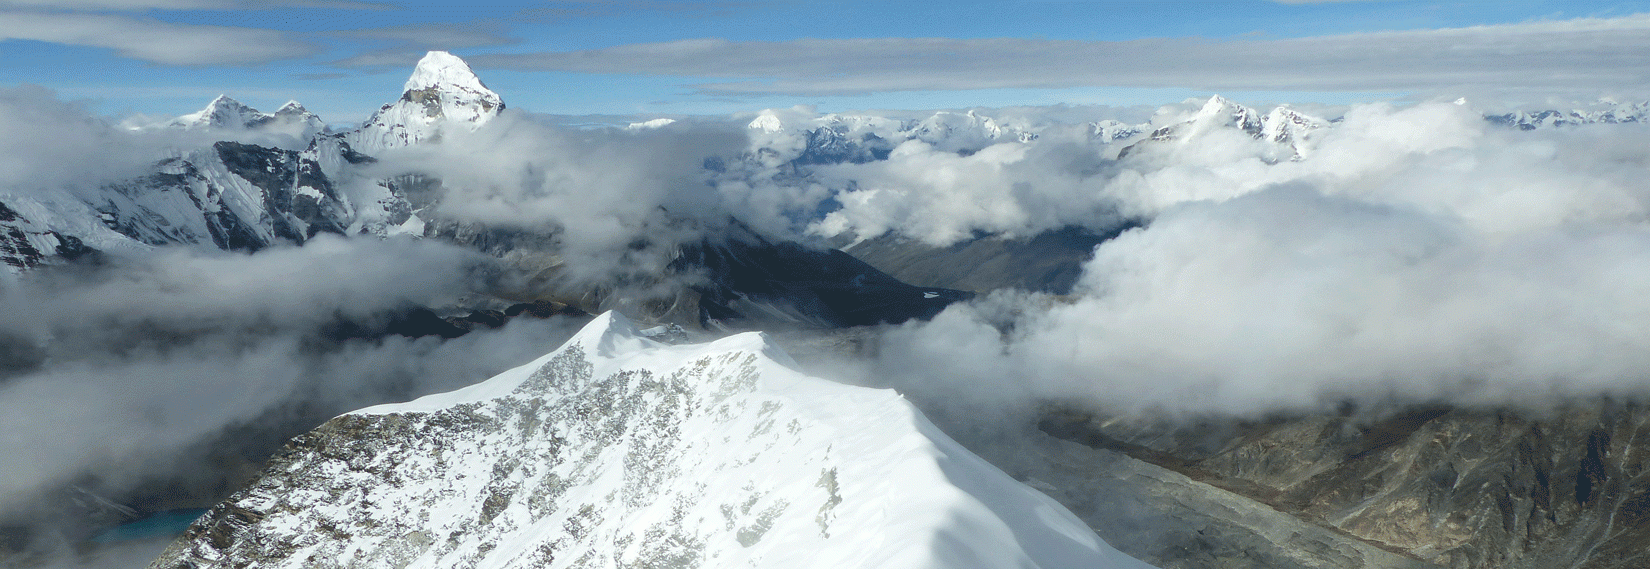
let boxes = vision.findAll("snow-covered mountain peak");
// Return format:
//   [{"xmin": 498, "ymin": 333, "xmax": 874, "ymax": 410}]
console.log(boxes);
[
  {"xmin": 403, "ymin": 50, "xmax": 492, "ymax": 94},
  {"xmin": 748, "ymin": 110, "xmax": 785, "ymax": 133},
  {"xmin": 172, "ymin": 95, "xmax": 266, "ymax": 130},
  {"xmin": 164, "ymin": 96, "xmax": 326, "ymax": 142},
  {"xmin": 149, "ymin": 311, "xmax": 1152, "ymax": 569},
  {"xmin": 1261, "ymin": 106, "xmax": 1327, "ymax": 143},
  {"xmin": 1199, "ymin": 94, "xmax": 1236, "ymax": 113},
  {"xmin": 346, "ymin": 50, "xmax": 505, "ymax": 152},
  {"xmin": 202, "ymin": 94, "xmax": 251, "ymax": 112},
  {"xmin": 909, "ymin": 109, "xmax": 1038, "ymax": 151},
  {"xmin": 1118, "ymin": 96, "xmax": 1322, "ymax": 160},
  {"xmin": 1092, "ymin": 119, "xmax": 1145, "ymax": 142},
  {"xmin": 1188, "ymin": 94, "xmax": 1264, "ymax": 136}
]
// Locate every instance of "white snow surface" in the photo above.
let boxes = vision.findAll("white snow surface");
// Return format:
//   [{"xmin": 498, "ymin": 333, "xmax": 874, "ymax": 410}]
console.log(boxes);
[
  {"xmin": 172, "ymin": 95, "xmax": 267, "ymax": 130},
  {"xmin": 403, "ymin": 50, "xmax": 492, "ymax": 94},
  {"xmin": 153, "ymin": 312, "xmax": 1152, "ymax": 569},
  {"xmin": 166, "ymin": 95, "xmax": 326, "ymax": 142},
  {"xmin": 347, "ymin": 51, "xmax": 504, "ymax": 153},
  {"xmin": 627, "ymin": 118, "xmax": 677, "ymax": 130},
  {"xmin": 1121, "ymin": 95, "xmax": 1327, "ymax": 161}
]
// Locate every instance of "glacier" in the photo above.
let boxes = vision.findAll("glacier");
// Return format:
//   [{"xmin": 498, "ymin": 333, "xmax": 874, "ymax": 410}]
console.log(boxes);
[{"xmin": 148, "ymin": 312, "xmax": 1153, "ymax": 569}]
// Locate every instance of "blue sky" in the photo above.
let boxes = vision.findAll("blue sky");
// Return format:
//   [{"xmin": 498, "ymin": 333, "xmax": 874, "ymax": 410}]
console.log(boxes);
[{"xmin": 5, "ymin": 0, "xmax": 1650, "ymax": 122}]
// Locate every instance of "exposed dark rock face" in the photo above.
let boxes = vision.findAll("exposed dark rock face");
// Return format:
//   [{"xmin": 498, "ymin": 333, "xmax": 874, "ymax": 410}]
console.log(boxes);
[
  {"xmin": 319, "ymin": 301, "xmax": 591, "ymax": 341},
  {"xmin": 91, "ymin": 141, "xmax": 360, "ymax": 255},
  {"xmin": 989, "ymin": 432, "xmax": 1444, "ymax": 569},
  {"xmin": 1038, "ymin": 400, "xmax": 1650, "ymax": 569},
  {"xmin": 678, "ymin": 234, "xmax": 971, "ymax": 329},
  {"xmin": 794, "ymin": 126, "xmax": 892, "ymax": 166},
  {"xmin": 0, "ymin": 223, "xmax": 43, "ymax": 269}
]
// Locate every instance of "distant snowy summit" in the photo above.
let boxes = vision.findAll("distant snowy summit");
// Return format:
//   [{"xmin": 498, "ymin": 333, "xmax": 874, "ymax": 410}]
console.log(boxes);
[
  {"xmin": 738, "ymin": 108, "xmax": 1046, "ymax": 169},
  {"xmin": 347, "ymin": 50, "xmax": 506, "ymax": 153},
  {"xmin": 148, "ymin": 312, "xmax": 1154, "ymax": 569},
  {"xmin": 1486, "ymin": 99, "xmax": 1650, "ymax": 130},
  {"xmin": 732, "ymin": 95, "xmax": 1337, "ymax": 172},
  {"xmin": 167, "ymin": 95, "xmax": 326, "ymax": 140},
  {"xmin": 0, "ymin": 51, "xmax": 499, "ymax": 271},
  {"xmin": 1120, "ymin": 95, "xmax": 1328, "ymax": 161}
]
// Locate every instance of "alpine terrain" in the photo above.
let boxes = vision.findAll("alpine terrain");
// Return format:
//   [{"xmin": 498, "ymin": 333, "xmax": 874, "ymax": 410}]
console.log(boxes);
[
  {"xmin": 7, "ymin": 45, "xmax": 1650, "ymax": 569},
  {"xmin": 148, "ymin": 313, "xmax": 1153, "ymax": 569}
]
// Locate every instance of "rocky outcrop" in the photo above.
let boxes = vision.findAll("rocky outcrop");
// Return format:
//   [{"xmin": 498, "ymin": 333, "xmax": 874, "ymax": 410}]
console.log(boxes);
[
  {"xmin": 1000, "ymin": 432, "xmax": 1443, "ymax": 569},
  {"xmin": 1038, "ymin": 400, "xmax": 1650, "ymax": 569}
]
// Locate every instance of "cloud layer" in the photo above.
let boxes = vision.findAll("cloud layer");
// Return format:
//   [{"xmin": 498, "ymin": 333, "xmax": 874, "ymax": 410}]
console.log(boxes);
[
  {"xmin": 0, "ymin": 11, "xmax": 318, "ymax": 65},
  {"xmin": 0, "ymin": 236, "xmax": 583, "ymax": 518},
  {"xmin": 827, "ymin": 101, "xmax": 1650, "ymax": 419},
  {"xmin": 470, "ymin": 15, "xmax": 1650, "ymax": 99}
]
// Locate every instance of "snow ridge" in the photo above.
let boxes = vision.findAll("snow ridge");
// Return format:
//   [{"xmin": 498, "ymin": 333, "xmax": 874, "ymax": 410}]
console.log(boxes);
[
  {"xmin": 1119, "ymin": 95, "xmax": 1328, "ymax": 161},
  {"xmin": 148, "ymin": 312, "xmax": 1152, "ymax": 569},
  {"xmin": 168, "ymin": 96, "xmax": 326, "ymax": 140}
]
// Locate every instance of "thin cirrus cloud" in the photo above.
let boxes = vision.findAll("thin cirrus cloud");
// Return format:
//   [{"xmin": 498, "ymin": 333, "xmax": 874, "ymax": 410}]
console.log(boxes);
[
  {"xmin": 329, "ymin": 21, "xmax": 516, "ymax": 48},
  {"xmin": 466, "ymin": 14, "xmax": 1650, "ymax": 97},
  {"xmin": 0, "ymin": 11, "xmax": 319, "ymax": 65},
  {"xmin": 326, "ymin": 22, "xmax": 520, "ymax": 69},
  {"xmin": 0, "ymin": 0, "xmax": 392, "ymax": 9}
]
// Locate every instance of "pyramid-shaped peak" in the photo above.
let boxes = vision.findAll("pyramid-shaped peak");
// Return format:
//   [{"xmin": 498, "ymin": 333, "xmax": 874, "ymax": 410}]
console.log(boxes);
[
  {"xmin": 404, "ymin": 50, "xmax": 491, "ymax": 94},
  {"xmin": 275, "ymin": 100, "xmax": 307, "ymax": 113},
  {"xmin": 171, "ymin": 94, "xmax": 268, "ymax": 129},
  {"xmin": 203, "ymin": 94, "xmax": 254, "ymax": 112},
  {"xmin": 1199, "ymin": 94, "xmax": 1244, "ymax": 113},
  {"xmin": 345, "ymin": 50, "xmax": 504, "ymax": 152},
  {"xmin": 748, "ymin": 110, "xmax": 785, "ymax": 133}
]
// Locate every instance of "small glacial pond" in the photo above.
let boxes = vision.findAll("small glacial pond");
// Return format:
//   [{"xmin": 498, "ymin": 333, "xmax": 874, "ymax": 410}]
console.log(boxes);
[{"xmin": 92, "ymin": 509, "xmax": 207, "ymax": 543}]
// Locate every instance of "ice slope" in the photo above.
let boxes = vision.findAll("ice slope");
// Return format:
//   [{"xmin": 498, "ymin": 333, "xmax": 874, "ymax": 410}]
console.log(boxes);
[
  {"xmin": 148, "ymin": 312, "xmax": 1153, "ymax": 569},
  {"xmin": 0, "ymin": 190, "xmax": 137, "ymax": 271}
]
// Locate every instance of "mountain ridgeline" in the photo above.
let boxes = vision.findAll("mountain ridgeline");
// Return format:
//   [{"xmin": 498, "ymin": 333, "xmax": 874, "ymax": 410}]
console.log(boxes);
[
  {"xmin": 0, "ymin": 51, "xmax": 973, "ymax": 330},
  {"xmin": 10, "ymin": 50, "xmax": 1650, "ymax": 569},
  {"xmin": 147, "ymin": 313, "xmax": 1154, "ymax": 569}
]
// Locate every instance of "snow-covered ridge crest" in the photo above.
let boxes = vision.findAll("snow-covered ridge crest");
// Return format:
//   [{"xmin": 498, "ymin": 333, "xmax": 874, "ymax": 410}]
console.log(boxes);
[
  {"xmin": 164, "ymin": 95, "xmax": 326, "ymax": 141},
  {"xmin": 149, "ymin": 311, "xmax": 1151, "ymax": 569},
  {"xmin": 171, "ymin": 95, "xmax": 265, "ymax": 130},
  {"xmin": 1119, "ymin": 95, "xmax": 1327, "ymax": 161}
]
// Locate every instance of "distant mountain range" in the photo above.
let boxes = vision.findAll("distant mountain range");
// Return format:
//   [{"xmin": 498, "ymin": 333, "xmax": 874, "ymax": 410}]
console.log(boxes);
[{"xmin": 1487, "ymin": 100, "xmax": 1650, "ymax": 130}]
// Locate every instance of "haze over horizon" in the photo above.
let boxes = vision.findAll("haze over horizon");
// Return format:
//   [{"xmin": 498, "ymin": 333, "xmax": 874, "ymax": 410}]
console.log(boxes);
[
  {"xmin": 6, "ymin": 0, "xmax": 1650, "ymax": 121},
  {"xmin": 8, "ymin": 3, "xmax": 1650, "ymax": 568}
]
